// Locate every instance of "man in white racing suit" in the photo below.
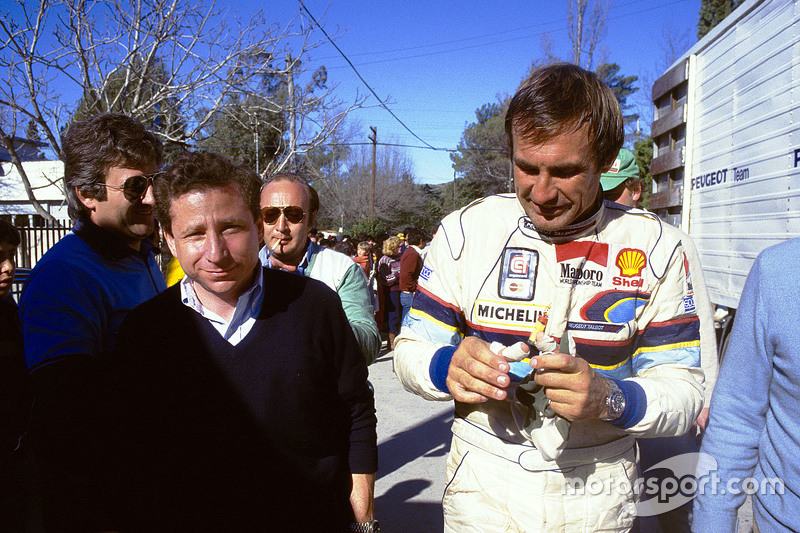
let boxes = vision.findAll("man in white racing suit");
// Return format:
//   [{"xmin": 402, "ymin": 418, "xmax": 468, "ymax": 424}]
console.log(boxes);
[{"xmin": 393, "ymin": 63, "xmax": 704, "ymax": 532}]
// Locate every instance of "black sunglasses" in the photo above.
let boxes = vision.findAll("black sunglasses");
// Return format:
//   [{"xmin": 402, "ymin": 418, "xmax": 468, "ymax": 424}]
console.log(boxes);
[
  {"xmin": 261, "ymin": 205, "xmax": 306, "ymax": 224},
  {"xmin": 101, "ymin": 171, "xmax": 163, "ymax": 203}
]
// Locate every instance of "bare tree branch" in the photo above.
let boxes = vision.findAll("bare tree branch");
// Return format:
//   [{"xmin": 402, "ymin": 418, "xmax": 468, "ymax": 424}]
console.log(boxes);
[{"xmin": 1, "ymin": 0, "xmax": 369, "ymax": 214}]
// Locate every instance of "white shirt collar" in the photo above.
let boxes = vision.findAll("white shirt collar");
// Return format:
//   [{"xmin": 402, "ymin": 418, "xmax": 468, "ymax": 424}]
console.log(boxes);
[{"xmin": 179, "ymin": 266, "xmax": 264, "ymax": 345}]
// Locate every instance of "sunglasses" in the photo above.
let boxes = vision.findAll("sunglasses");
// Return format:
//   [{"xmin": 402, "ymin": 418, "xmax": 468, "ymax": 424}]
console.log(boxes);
[
  {"xmin": 101, "ymin": 171, "xmax": 163, "ymax": 203},
  {"xmin": 261, "ymin": 205, "xmax": 306, "ymax": 224}
]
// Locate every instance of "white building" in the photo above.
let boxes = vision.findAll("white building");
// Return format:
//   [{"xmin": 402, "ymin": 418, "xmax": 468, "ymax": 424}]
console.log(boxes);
[{"xmin": 0, "ymin": 159, "xmax": 69, "ymax": 221}]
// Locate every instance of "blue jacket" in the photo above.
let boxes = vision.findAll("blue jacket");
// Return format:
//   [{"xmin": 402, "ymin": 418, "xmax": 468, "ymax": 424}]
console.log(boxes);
[
  {"xmin": 694, "ymin": 238, "xmax": 800, "ymax": 532},
  {"xmin": 20, "ymin": 219, "xmax": 166, "ymax": 370}
]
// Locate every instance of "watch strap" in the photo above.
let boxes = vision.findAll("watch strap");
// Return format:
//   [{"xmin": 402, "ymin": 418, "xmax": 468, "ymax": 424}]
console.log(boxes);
[{"xmin": 350, "ymin": 520, "xmax": 381, "ymax": 533}]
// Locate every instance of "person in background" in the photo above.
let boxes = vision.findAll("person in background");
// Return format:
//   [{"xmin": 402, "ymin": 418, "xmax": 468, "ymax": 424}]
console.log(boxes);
[
  {"xmin": 18, "ymin": 113, "xmax": 166, "ymax": 531},
  {"xmin": 259, "ymin": 173, "xmax": 380, "ymax": 365},
  {"xmin": 377, "ymin": 236, "xmax": 402, "ymax": 349},
  {"xmin": 398, "ymin": 228, "xmax": 426, "ymax": 325},
  {"xmin": 109, "ymin": 151, "xmax": 378, "ymax": 531},
  {"xmin": 354, "ymin": 241, "xmax": 372, "ymax": 275},
  {"xmin": 335, "ymin": 239, "xmax": 355, "ymax": 257},
  {"xmin": 601, "ymin": 148, "xmax": 718, "ymax": 533},
  {"xmin": 393, "ymin": 63, "xmax": 703, "ymax": 532},
  {"xmin": 693, "ymin": 237, "xmax": 800, "ymax": 532},
  {"xmin": 0, "ymin": 220, "xmax": 35, "ymax": 532}
]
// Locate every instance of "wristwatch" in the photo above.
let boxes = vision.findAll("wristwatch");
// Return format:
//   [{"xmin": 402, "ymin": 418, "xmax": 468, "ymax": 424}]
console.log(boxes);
[
  {"xmin": 350, "ymin": 520, "xmax": 381, "ymax": 533},
  {"xmin": 602, "ymin": 378, "xmax": 626, "ymax": 421}
]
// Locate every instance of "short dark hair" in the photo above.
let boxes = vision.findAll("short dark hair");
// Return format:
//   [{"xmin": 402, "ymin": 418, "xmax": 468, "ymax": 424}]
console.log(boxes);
[
  {"xmin": 505, "ymin": 63, "xmax": 624, "ymax": 172},
  {"xmin": 405, "ymin": 228, "xmax": 425, "ymax": 247},
  {"xmin": 0, "ymin": 219, "xmax": 20, "ymax": 247},
  {"xmin": 63, "ymin": 113, "xmax": 163, "ymax": 221},
  {"xmin": 263, "ymin": 173, "xmax": 319, "ymax": 214},
  {"xmin": 155, "ymin": 151, "xmax": 262, "ymax": 234}
]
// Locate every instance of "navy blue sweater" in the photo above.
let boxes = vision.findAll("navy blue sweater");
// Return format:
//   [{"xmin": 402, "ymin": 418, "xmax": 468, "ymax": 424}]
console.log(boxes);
[{"xmin": 110, "ymin": 268, "xmax": 377, "ymax": 531}]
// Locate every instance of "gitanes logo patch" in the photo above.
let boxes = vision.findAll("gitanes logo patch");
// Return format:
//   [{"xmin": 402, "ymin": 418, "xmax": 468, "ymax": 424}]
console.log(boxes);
[
  {"xmin": 499, "ymin": 248, "xmax": 538, "ymax": 301},
  {"xmin": 509, "ymin": 253, "xmax": 530, "ymax": 275}
]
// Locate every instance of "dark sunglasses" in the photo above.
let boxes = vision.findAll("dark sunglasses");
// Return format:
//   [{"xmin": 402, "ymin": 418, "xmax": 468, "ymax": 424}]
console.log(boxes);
[
  {"xmin": 101, "ymin": 171, "xmax": 163, "ymax": 202},
  {"xmin": 261, "ymin": 205, "xmax": 305, "ymax": 224}
]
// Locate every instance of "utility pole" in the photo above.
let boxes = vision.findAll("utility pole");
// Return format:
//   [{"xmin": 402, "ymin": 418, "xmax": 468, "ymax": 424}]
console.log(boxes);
[
  {"xmin": 369, "ymin": 126, "xmax": 377, "ymax": 217},
  {"xmin": 286, "ymin": 53, "xmax": 297, "ymax": 172},
  {"xmin": 252, "ymin": 112, "xmax": 260, "ymax": 176}
]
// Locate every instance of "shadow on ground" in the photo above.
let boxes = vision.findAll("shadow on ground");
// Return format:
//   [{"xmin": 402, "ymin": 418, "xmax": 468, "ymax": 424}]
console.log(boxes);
[
  {"xmin": 376, "ymin": 403, "xmax": 452, "ymax": 532},
  {"xmin": 377, "ymin": 409, "xmax": 452, "ymax": 479},
  {"xmin": 376, "ymin": 480, "xmax": 443, "ymax": 532}
]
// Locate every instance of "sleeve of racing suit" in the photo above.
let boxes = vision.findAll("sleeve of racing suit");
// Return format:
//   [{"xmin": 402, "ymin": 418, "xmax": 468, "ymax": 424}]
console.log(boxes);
[
  {"xmin": 613, "ymin": 237, "xmax": 705, "ymax": 437},
  {"xmin": 336, "ymin": 263, "xmax": 382, "ymax": 365},
  {"xmin": 394, "ymin": 216, "xmax": 466, "ymax": 402}
]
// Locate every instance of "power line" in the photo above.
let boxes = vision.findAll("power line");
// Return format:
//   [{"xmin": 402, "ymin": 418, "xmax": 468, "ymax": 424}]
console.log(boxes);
[
  {"xmin": 297, "ymin": 0, "xmax": 437, "ymax": 150},
  {"xmin": 319, "ymin": 0, "xmax": 694, "ymax": 69}
]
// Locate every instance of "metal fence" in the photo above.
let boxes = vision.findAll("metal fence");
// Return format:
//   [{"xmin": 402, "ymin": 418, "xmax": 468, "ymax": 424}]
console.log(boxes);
[{"xmin": 11, "ymin": 220, "xmax": 71, "ymax": 299}]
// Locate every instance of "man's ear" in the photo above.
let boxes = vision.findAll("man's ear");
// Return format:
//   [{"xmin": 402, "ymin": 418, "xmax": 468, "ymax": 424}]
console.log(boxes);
[
  {"xmin": 309, "ymin": 210, "xmax": 318, "ymax": 229},
  {"xmin": 164, "ymin": 230, "xmax": 178, "ymax": 258},
  {"xmin": 75, "ymin": 186, "xmax": 98, "ymax": 212},
  {"xmin": 631, "ymin": 182, "xmax": 643, "ymax": 203},
  {"xmin": 256, "ymin": 216, "xmax": 264, "ymax": 243}
]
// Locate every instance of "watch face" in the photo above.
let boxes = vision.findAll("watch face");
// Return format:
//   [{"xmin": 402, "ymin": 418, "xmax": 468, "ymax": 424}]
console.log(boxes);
[{"xmin": 610, "ymin": 391, "xmax": 625, "ymax": 416}]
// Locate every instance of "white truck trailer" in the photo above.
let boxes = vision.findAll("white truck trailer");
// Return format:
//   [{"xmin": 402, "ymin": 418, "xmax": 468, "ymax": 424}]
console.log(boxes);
[{"xmin": 649, "ymin": 0, "xmax": 800, "ymax": 355}]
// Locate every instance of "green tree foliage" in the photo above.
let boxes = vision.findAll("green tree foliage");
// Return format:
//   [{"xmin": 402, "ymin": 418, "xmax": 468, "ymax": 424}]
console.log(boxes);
[
  {"xmin": 632, "ymin": 133, "xmax": 653, "ymax": 209},
  {"xmin": 197, "ymin": 52, "xmax": 285, "ymax": 172},
  {"xmin": 595, "ymin": 63, "xmax": 639, "ymax": 138},
  {"xmin": 199, "ymin": 54, "xmax": 335, "ymax": 174},
  {"xmin": 296, "ymin": 108, "xmax": 356, "ymax": 182},
  {"xmin": 71, "ymin": 56, "xmax": 186, "ymax": 160},
  {"xmin": 348, "ymin": 216, "xmax": 390, "ymax": 238},
  {"xmin": 697, "ymin": 0, "xmax": 741, "ymax": 40},
  {"xmin": 449, "ymin": 100, "xmax": 511, "ymax": 205},
  {"xmin": 312, "ymin": 141, "xmax": 440, "ymax": 235}
]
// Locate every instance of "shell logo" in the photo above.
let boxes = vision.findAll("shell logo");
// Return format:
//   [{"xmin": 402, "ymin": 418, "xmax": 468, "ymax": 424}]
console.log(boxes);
[{"xmin": 616, "ymin": 248, "xmax": 647, "ymax": 277}]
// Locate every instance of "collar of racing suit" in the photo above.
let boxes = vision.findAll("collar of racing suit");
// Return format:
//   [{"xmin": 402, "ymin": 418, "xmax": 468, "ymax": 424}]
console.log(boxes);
[{"xmin": 533, "ymin": 191, "xmax": 605, "ymax": 244}]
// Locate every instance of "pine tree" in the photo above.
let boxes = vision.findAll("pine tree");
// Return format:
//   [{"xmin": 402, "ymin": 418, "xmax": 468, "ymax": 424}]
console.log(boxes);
[{"xmin": 697, "ymin": 0, "xmax": 741, "ymax": 40}]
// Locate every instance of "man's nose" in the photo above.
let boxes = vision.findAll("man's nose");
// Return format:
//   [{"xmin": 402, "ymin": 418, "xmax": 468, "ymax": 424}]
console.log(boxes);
[
  {"xmin": 141, "ymin": 183, "xmax": 156, "ymax": 206},
  {"xmin": 530, "ymin": 173, "xmax": 558, "ymax": 204},
  {"xmin": 0, "ymin": 258, "xmax": 14, "ymax": 275},
  {"xmin": 205, "ymin": 232, "xmax": 227, "ymax": 262},
  {"xmin": 275, "ymin": 212, "xmax": 289, "ymax": 232}
]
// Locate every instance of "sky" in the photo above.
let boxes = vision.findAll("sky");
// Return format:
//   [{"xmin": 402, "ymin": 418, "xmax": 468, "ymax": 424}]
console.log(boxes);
[
  {"xmin": 6, "ymin": 0, "xmax": 702, "ymax": 184},
  {"xmin": 240, "ymin": 0, "xmax": 702, "ymax": 184}
]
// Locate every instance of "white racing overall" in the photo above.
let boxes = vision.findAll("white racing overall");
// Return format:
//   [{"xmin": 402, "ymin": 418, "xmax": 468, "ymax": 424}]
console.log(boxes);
[{"xmin": 394, "ymin": 194, "xmax": 704, "ymax": 532}]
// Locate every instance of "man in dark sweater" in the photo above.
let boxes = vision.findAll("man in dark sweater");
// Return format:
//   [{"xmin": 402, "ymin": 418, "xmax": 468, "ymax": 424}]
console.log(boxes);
[
  {"xmin": 110, "ymin": 152, "xmax": 379, "ymax": 531},
  {"xmin": 398, "ymin": 228, "xmax": 426, "ymax": 326}
]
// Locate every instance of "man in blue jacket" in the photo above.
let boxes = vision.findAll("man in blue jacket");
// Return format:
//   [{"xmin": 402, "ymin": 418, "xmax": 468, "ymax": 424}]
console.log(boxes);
[{"xmin": 18, "ymin": 113, "xmax": 166, "ymax": 531}]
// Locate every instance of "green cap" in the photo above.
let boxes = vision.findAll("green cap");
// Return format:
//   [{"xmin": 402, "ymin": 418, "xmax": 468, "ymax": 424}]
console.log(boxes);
[{"xmin": 600, "ymin": 149, "xmax": 638, "ymax": 191}]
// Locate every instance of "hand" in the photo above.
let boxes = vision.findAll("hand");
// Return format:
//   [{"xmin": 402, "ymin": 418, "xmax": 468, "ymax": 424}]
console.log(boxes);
[
  {"xmin": 693, "ymin": 407, "xmax": 710, "ymax": 444},
  {"xmin": 531, "ymin": 351, "xmax": 609, "ymax": 421},
  {"xmin": 446, "ymin": 336, "xmax": 515, "ymax": 403}
]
